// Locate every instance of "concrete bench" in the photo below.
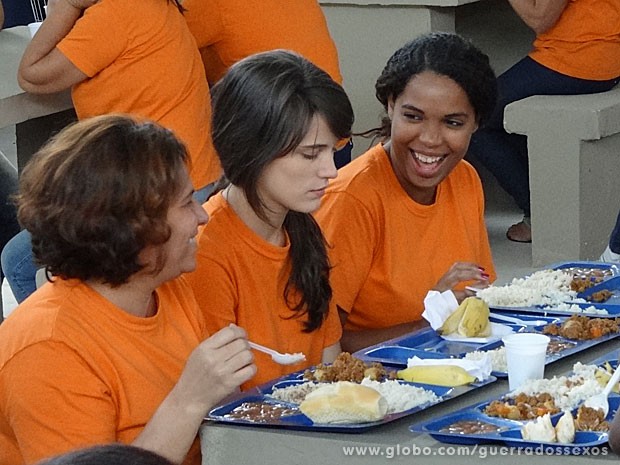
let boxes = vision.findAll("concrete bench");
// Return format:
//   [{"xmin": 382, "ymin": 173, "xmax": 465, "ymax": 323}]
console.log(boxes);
[{"xmin": 504, "ymin": 85, "xmax": 620, "ymax": 266}]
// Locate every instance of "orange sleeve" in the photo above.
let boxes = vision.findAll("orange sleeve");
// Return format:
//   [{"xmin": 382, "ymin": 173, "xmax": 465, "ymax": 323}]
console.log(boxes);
[
  {"xmin": 57, "ymin": 0, "xmax": 128, "ymax": 77},
  {"xmin": 2, "ymin": 342, "xmax": 117, "ymax": 463}
]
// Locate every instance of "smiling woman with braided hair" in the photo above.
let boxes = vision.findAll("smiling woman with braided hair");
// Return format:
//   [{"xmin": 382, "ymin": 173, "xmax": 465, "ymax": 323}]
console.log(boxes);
[{"xmin": 315, "ymin": 32, "xmax": 498, "ymax": 353}]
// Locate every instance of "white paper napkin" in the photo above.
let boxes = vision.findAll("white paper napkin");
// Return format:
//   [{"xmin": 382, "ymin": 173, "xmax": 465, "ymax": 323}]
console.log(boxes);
[
  {"xmin": 406, "ymin": 354, "xmax": 493, "ymax": 381},
  {"xmin": 421, "ymin": 290, "xmax": 459, "ymax": 330}
]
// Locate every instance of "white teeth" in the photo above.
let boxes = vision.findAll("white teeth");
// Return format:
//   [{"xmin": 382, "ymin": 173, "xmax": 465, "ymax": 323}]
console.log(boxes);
[{"xmin": 414, "ymin": 152, "xmax": 443, "ymax": 164}]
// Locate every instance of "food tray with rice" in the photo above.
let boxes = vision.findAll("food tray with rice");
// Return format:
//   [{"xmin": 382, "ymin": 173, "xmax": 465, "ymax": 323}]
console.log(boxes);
[
  {"xmin": 352, "ymin": 322, "xmax": 528, "ymax": 366},
  {"xmin": 410, "ymin": 360, "xmax": 620, "ymax": 454},
  {"xmin": 476, "ymin": 261, "xmax": 620, "ymax": 318},
  {"xmin": 206, "ymin": 353, "xmax": 496, "ymax": 433},
  {"xmin": 355, "ymin": 314, "xmax": 620, "ymax": 378}
]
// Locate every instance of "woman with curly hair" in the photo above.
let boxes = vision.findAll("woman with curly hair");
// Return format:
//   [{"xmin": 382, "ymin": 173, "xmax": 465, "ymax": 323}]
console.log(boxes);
[
  {"xmin": 314, "ymin": 32, "xmax": 498, "ymax": 352},
  {"xmin": 0, "ymin": 115, "xmax": 255, "ymax": 465},
  {"xmin": 186, "ymin": 50, "xmax": 354, "ymax": 388}
]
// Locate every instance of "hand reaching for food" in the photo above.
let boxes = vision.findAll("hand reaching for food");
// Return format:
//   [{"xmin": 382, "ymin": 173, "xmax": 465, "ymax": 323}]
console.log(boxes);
[{"xmin": 434, "ymin": 262, "xmax": 491, "ymax": 301}]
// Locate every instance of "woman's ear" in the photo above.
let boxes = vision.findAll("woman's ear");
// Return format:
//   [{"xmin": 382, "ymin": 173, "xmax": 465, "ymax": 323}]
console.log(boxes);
[{"xmin": 387, "ymin": 96, "xmax": 395, "ymax": 120}]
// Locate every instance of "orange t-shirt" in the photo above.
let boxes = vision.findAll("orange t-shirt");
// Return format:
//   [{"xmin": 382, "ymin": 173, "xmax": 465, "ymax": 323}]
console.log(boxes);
[
  {"xmin": 56, "ymin": 0, "xmax": 220, "ymax": 188},
  {"xmin": 186, "ymin": 193, "xmax": 342, "ymax": 389},
  {"xmin": 0, "ymin": 278, "xmax": 207, "ymax": 465},
  {"xmin": 314, "ymin": 144, "xmax": 497, "ymax": 332},
  {"xmin": 183, "ymin": 0, "xmax": 343, "ymax": 85},
  {"xmin": 529, "ymin": 0, "xmax": 620, "ymax": 80}
]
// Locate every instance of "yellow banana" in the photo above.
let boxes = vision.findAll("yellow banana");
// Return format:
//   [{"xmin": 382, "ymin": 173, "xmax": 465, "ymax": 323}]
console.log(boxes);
[
  {"xmin": 477, "ymin": 320, "xmax": 492, "ymax": 337},
  {"xmin": 457, "ymin": 297, "xmax": 490, "ymax": 337},
  {"xmin": 397, "ymin": 365, "xmax": 476, "ymax": 387},
  {"xmin": 437, "ymin": 301, "xmax": 467, "ymax": 335}
]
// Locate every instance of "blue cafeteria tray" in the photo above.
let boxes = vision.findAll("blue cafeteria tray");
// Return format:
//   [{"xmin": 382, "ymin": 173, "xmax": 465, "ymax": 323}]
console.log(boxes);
[{"xmin": 206, "ymin": 366, "xmax": 496, "ymax": 433}]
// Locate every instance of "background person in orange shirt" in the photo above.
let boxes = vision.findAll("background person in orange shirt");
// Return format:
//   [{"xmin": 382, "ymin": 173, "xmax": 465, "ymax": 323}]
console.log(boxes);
[
  {"xmin": 0, "ymin": 115, "xmax": 255, "ymax": 465},
  {"xmin": 182, "ymin": 0, "xmax": 352, "ymax": 169},
  {"xmin": 314, "ymin": 32, "xmax": 497, "ymax": 353},
  {"xmin": 186, "ymin": 50, "xmax": 354, "ymax": 389},
  {"xmin": 468, "ymin": 0, "xmax": 620, "ymax": 243},
  {"xmin": 3, "ymin": 0, "xmax": 219, "ymax": 306}
]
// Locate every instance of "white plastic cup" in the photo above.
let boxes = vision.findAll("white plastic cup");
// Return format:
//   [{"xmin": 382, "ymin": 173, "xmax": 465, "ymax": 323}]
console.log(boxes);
[
  {"xmin": 27, "ymin": 22, "xmax": 42, "ymax": 38},
  {"xmin": 502, "ymin": 333, "xmax": 550, "ymax": 391}
]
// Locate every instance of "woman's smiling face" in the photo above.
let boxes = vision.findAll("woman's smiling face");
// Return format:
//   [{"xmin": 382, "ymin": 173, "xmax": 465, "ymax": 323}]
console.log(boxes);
[{"xmin": 386, "ymin": 70, "xmax": 478, "ymax": 205}]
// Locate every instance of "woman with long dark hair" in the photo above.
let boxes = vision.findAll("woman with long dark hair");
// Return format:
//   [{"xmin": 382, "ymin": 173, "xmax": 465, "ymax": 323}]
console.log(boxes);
[{"xmin": 187, "ymin": 50, "xmax": 354, "ymax": 388}]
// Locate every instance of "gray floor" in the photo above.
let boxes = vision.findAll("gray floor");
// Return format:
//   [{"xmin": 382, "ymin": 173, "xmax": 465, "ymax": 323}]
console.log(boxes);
[{"xmin": 0, "ymin": 127, "xmax": 536, "ymax": 316}]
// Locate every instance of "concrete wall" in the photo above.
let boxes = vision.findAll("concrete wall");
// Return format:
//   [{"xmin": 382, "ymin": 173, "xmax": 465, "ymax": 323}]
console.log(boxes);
[{"xmin": 504, "ymin": 88, "xmax": 620, "ymax": 264}]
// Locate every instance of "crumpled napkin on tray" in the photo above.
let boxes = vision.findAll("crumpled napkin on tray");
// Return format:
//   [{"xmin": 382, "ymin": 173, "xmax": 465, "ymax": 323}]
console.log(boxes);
[
  {"xmin": 421, "ymin": 290, "xmax": 459, "ymax": 330},
  {"xmin": 407, "ymin": 355, "xmax": 493, "ymax": 381}
]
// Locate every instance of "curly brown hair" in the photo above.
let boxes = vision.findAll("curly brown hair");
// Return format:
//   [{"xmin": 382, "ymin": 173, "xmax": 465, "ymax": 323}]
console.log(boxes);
[{"xmin": 17, "ymin": 114, "xmax": 189, "ymax": 285}]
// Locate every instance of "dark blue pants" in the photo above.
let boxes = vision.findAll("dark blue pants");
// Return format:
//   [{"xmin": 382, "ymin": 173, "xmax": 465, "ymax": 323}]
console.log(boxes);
[
  {"xmin": 334, "ymin": 139, "xmax": 353, "ymax": 169},
  {"xmin": 468, "ymin": 57, "xmax": 619, "ymax": 217},
  {"xmin": 610, "ymin": 210, "xmax": 620, "ymax": 254}
]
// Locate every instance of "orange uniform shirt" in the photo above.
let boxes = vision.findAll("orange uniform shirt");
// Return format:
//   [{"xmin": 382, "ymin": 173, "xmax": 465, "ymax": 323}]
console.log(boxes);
[
  {"xmin": 183, "ymin": 0, "xmax": 343, "ymax": 85},
  {"xmin": 186, "ymin": 194, "xmax": 342, "ymax": 389},
  {"xmin": 529, "ymin": 0, "xmax": 620, "ymax": 81},
  {"xmin": 0, "ymin": 278, "xmax": 207, "ymax": 465},
  {"xmin": 56, "ymin": 0, "xmax": 220, "ymax": 188},
  {"xmin": 314, "ymin": 144, "xmax": 497, "ymax": 332}
]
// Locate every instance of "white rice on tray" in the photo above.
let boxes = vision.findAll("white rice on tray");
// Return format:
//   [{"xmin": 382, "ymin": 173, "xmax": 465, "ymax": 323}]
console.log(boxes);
[
  {"xmin": 508, "ymin": 362, "xmax": 603, "ymax": 411},
  {"xmin": 476, "ymin": 269, "xmax": 606, "ymax": 314},
  {"xmin": 465, "ymin": 347, "xmax": 507, "ymax": 373},
  {"xmin": 269, "ymin": 378, "xmax": 440, "ymax": 414}
]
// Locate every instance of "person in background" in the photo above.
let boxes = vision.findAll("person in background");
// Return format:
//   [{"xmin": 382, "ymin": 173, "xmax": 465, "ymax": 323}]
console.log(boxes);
[
  {"xmin": 0, "ymin": 153, "xmax": 19, "ymax": 321},
  {"xmin": 0, "ymin": 115, "xmax": 255, "ymax": 465},
  {"xmin": 1, "ymin": 0, "xmax": 41, "ymax": 28},
  {"xmin": 186, "ymin": 50, "xmax": 354, "ymax": 389},
  {"xmin": 182, "ymin": 0, "xmax": 352, "ymax": 169},
  {"xmin": 468, "ymin": 0, "xmax": 620, "ymax": 243},
  {"xmin": 314, "ymin": 32, "xmax": 497, "ymax": 353},
  {"xmin": 3, "ymin": 0, "xmax": 219, "ymax": 304},
  {"xmin": 38, "ymin": 444, "xmax": 175, "ymax": 465},
  {"xmin": 600, "ymin": 210, "xmax": 620, "ymax": 263},
  {"xmin": 0, "ymin": 2, "xmax": 19, "ymax": 321}
]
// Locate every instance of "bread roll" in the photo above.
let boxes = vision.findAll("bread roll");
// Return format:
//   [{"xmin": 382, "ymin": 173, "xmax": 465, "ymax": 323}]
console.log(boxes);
[
  {"xmin": 299, "ymin": 381, "xmax": 388, "ymax": 424},
  {"xmin": 521, "ymin": 413, "xmax": 557, "ymax": 442}
]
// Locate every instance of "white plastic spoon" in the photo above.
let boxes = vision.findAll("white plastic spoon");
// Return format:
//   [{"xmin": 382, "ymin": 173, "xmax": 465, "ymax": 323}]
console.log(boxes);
[
  {"xmin": 583, "ymin": 364, "xmax": 620, "ymax": 417},
  {"xmin": 489, "ymin": 312, "xmax": 549, "ymax": 326},
  {"xmin": 248, "ymin": 341, "xmax": 306, "ymax": 365}
]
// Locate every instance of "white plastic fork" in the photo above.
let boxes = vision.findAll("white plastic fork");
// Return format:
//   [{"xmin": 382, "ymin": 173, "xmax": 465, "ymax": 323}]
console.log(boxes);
[
  {"xmin": 583, "ymin": 364, "xmax": 620, "ymax": 417},
  {"xmin": 248, "ymin": 341, "xmax": 306, "ymax": 365}
]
